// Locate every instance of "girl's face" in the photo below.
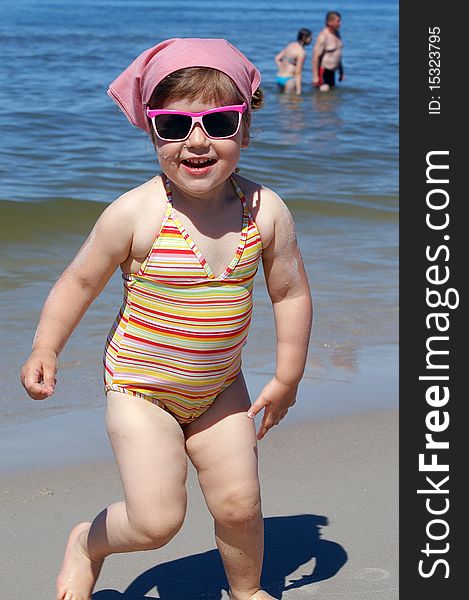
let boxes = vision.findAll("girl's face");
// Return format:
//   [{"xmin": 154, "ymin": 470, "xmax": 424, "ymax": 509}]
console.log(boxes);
[{"xmin": 154, "ymin": 98, "xmax": 250, "ymax": 199}]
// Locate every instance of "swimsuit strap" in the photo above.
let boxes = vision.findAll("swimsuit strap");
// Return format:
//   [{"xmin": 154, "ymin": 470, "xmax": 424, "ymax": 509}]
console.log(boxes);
[
  {"xmin": 163, "ymin": 173, "xmax": 174, "ymax": 206},
  {"xmin": 229, "ymin": 175, "xmax": 251, "ymax": 220}
]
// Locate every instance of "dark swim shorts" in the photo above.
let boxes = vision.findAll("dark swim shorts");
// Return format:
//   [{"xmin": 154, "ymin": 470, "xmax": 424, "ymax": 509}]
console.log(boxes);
[{"xmin": 317, "ymin": 66, "xmax": 336, "ymax": 87}]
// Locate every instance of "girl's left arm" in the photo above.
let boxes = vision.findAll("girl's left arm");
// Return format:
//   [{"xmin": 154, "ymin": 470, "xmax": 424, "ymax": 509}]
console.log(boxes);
[
  {"xmin": 248, "ymin": 195, "xmax": 312, "ymax": 440},
  {"xmin": 295, "ymin": 52, "xmax": 307, "ymax": 95}
]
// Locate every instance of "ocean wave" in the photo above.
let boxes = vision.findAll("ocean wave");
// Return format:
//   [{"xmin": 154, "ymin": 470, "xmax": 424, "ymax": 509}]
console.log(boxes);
[
  {"xmin": 0, "ymin": 198, "xmax": 106, "ymax": 241},
  {"xmin": 0, "ymin": 189, "xmax": 397, "ymax": 246}
]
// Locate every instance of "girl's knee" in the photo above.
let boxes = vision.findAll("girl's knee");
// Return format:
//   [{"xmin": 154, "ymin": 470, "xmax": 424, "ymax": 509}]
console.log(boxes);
[
  {"xmin": 213, "ymin": 485, "xmax": 262, "ymax": 527},
  {"xmin": 127, "ymin": 506, "xmax": 185, "ymax": 549}
]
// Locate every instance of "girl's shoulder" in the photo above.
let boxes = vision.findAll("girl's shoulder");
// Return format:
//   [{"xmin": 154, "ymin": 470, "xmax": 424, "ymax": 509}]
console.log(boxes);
[
  {"xmin": 286, "ymin": 41, "xmax": 301, "ymax": 53},
  {"xmin": 105, "ymin": 175, "xmax": 167, "ymax": 230},
  {"xmin": 111, "ymin": 175, "xmax": 167, "ymax": 215},
  {"xmin": 234, "ymin": 174, "xmax": 283, "ymax": 209},
  {"xmin": 233, "ymin": 174, "xmax": 291, "ymax": 248},
  {"xmin": 105, "ymin": 175, "xmax": 169, "ymax": 260}
]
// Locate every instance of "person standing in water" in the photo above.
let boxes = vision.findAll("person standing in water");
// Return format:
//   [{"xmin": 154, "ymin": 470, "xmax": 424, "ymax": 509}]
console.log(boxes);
[
  {"xmin": 312, "ymin": 11, "xmax": 344, "ymax": 91},
  {"xmin": 275, "ymin": 28, "xmax": 312, "ymax": 95}
]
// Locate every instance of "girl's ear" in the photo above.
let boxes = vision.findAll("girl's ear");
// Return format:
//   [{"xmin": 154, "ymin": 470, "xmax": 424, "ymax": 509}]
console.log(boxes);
[{"xmin": 241, "ymin": 122, "xmax": 250, "ymax": 149}]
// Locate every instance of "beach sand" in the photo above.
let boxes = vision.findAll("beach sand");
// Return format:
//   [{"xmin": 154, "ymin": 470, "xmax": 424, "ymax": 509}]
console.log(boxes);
[{"xmin": 1, "ymin": 409, "xmax": 398, "ymax": 599}]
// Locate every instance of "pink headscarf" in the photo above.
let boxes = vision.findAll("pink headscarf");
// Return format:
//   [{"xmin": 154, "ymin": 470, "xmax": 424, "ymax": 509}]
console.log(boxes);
[{"xmin": 108, "ymin": 38, "xmax": 261, "ymax": 133}]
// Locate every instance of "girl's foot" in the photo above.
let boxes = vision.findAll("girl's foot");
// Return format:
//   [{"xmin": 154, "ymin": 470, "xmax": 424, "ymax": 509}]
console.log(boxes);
[
  {"xmin": 230, "ymin": 591, "xmax": 277, "ymax": 600},
  {"xmin": 56, "ymin": 522, "xmax": 104, "ymax": 600}
]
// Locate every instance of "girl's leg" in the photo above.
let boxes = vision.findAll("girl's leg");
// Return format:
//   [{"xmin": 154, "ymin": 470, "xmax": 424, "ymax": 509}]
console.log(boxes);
[
  {"xmin": 56, "ymin": 391, "xmax": 188, "ymax": 600},
  {"xmin": 284, "ymin": 77, "xmax": 296, "ymax": 93},
  {"xmin": 184, "ymin": 373, "xmax": 275, "ymax": 600}
]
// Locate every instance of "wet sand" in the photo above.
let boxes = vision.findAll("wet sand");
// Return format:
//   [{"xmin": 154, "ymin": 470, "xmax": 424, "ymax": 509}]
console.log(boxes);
[{"xmin": 1, "ymin": 409, "xmax": 398, "ymax": 599}]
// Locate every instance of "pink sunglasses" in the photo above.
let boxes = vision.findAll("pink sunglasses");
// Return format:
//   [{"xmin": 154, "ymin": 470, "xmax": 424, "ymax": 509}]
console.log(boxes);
[{"xmin": 146, "ymin": 103, "xmax": 247, "ymax": 141}]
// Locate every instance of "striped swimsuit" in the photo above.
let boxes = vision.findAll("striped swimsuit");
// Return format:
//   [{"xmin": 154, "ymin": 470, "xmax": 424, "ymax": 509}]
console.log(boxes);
[{"xmin": 104, "ymin": 175, "xmax": 263, "ymax": 425}]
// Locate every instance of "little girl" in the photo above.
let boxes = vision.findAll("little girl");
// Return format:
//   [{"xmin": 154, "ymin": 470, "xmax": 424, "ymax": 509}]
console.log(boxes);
[{"xmin": 20, "ymin": 38, "xmax": 312, "ymax": 600}]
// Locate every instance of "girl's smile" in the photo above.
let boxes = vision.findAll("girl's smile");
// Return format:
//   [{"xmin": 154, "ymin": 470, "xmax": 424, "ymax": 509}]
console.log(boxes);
[{"xmin": 180, "ymin": 157, "xmax": 218, "ymax": 177}]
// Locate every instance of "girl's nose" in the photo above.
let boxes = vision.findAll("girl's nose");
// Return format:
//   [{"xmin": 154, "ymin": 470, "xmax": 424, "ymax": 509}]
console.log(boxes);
[{"xmin": 186, "ymin": 123, "xmax": 209, "ymax": 148}]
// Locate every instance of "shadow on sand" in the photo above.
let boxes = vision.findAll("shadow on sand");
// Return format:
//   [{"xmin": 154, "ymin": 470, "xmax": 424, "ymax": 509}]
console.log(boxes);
[{"xmin": 93, "ymin": 514, "xmax": 347, "ymax": 599}]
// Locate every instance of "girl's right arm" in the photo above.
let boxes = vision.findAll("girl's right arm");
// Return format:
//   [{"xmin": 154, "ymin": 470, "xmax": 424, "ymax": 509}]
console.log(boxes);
[
  {"xmin": 20, "ymin": 199, "xmax": 135, "ymax": 400},
  {"xmin": 274, "ymin": 49, "xmax": 285, "ymax": 69}
]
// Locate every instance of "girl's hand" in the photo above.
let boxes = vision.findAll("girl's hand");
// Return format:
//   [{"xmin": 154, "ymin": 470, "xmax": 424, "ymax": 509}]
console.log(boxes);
[
  {"xmin": 20, "ymin": 349, "xmax": 58, "ymax": 400},
  {"xmin": 247, "ymin": 377, "xmax": 297, "ymax": 440}
]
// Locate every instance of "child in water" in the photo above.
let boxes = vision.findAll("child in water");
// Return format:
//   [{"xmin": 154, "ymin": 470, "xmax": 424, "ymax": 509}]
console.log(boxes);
[{"xmin": 20, "ymin": 38, "xmax": 312, "ymax": 600}]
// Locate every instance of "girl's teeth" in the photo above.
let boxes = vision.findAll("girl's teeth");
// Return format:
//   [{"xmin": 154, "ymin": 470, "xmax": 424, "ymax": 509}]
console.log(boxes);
[{"xmin": 183, "ymin": 158, "xmax": 215, "ymax": 167}]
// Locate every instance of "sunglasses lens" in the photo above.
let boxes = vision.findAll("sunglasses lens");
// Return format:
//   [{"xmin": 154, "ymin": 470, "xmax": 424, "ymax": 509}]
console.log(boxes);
[
  {"xmin": 202, "ymin": 111, "xmax": 240, "ymax": 138},
  {"xmin": 154, "ymin": 114, "xmax": 192, "ymax": 140}
]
